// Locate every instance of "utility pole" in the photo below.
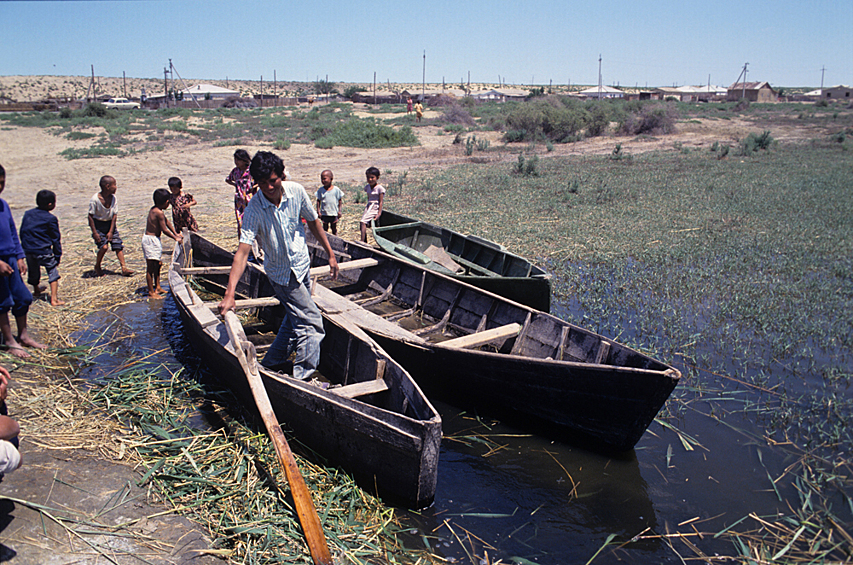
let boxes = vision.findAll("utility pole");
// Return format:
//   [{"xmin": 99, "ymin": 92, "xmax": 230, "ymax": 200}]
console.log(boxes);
[
  {"xmin": 373, "ymin": 71, "xmax": 377, "ymax": 105},
  {"xmin": 260, "ymin": 75, "xmax": 263, "ymax": 106},
  {"xmin": 164, "ymin": 66, "xmax": 169, "ymax": 108},
  {"xmin": 422, "ymin": 50, "xmax": 426, "ymax": 102},
  {"xmin": 742, "ymin": 62, "xmax": 748, "ymax": 100},
  {"xmin": 274, "ymin": 70, "xmax": 277, "ymax": 107},
  {"xmin": 122, "ymin": 71, "xmax": 126, "ymax": 98},
  {"xmin": 598, "ymin": 54, "xmax": 603, "ymax": 100},
  {"xmin": 820, "ymin": 66, "xmax": 826, "ymax": 90}
]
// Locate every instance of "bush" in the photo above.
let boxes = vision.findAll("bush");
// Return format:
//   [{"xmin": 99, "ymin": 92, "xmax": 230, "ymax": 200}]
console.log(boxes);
[
  {"xmin": 738, "ymin": 131, "xmax": 774, "ymax": 155},
  {"xmin": 618, "ymin": 102, "xmax": 677, "ymax": 136},
  {"xmin": 313, "ymin": 118, "xmax": 418, "ymax": 149},
  {"xmin": 513, "ymin": 154, "xmax": 539, "ymax": 176},
  {"xmin": 343, "ymin": 85, "xmax": 366, "ymax": 99},
  {"xmin": 427, "ymin": 94, "xmax": 457, "ymax": 107},
  {"xmin": 441, "ymin": 103, "xmax": 476, "ymax": 126},
  {"xmin": 81, "ymin": 103, "xmax": 116, "ymax": 119},
  {"xmin": 274, "ymin": 137, "xmax": 291, "ymax": 150}
]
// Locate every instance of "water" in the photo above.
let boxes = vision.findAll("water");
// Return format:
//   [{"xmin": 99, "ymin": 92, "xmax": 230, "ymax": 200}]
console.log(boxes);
[{"xmin": 73, "ymin": 294, "xmax": 827, "ymax": 564}]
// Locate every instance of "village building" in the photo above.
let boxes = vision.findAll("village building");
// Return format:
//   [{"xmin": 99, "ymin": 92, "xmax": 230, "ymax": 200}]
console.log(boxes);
[
  {"xmin": 469, "ymin": 87, "xmax": 528, "ymax": 102},
  {"xmin": 727, "ymin": 81, "xmax": 778, "ymax": 102},
  {"xmin": 821, "ymin": 85, "xmax": 852, "ymax": 102},
  {"xmin": 574, "ymin": 85, "xmax": 625, "ymax": 99}
]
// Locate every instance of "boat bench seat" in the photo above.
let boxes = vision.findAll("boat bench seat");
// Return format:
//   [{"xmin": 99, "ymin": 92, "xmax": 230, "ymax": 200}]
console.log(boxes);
[
  {"xmin": 441, "ymin": 323, "xmax": 521, "ymax": 349},
  {"xmin": 448, "ymin": 255, "xmax": 500, "ymax": 277},
  {"xmin": 332, "ymin": 379, "xmax": 389, "ymax": 399}
]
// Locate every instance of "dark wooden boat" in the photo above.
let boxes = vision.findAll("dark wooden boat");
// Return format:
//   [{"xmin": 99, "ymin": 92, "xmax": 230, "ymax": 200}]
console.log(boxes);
[
  {"xmin": 372, "ymin": 211, "xmax": 551, "ymax": 311},
  {"xmin": 167, "ymin": 232, "xmax": 441, "ymax": 508},
  {"xmin": 306, "ymin": 232, "xmax": 681, "ymax": 452}
]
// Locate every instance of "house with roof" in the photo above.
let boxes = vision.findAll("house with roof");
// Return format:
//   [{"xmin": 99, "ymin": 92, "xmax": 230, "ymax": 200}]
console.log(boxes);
[
  {"xmin": 179, "ymin": 83, "xmax": 240, "ymax": 100},
  {"xmin": 470, "ymin": 88, "xmax": 529, "ymax": 102},
  {"xmin": 575, "ymin": 85, "xmax": 625, "ymax": 99},
  {"xmin": 821, "ymin": 85, "xmax": 852, "ymax": 102},
  {"xmin": 727, "ymin": 82, "xmax": 778, "ymax": 102}
]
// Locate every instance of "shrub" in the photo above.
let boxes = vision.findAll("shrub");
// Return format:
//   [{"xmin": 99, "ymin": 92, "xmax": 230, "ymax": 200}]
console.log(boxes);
[
  {"xmin": 274, "ymin": 137, "xmax": 291, "ymax": 150},
  {"xmin": 738, "ymin": 130, "xmax": 774, "ymax": 155},
  {"xmin": 313, "ymin": 118, "xmax": 418, "ymax": 149},
  {"xmin": 343, "ymin": 85, "xmax": 366, "ymax": 99},
  {"xmin": 618, "ymin": 102, "xmax": 677, "ymax": 136},
  {"xmin": 513, "ymin": 154, "xmax": 539, "ymax": 176},
  {"xmin": 81, "ymin": 103, "xmax": 116, "ymax": 119},
  {"xmin": 441, "ymin": 103, "xmax": 476, "ymax": 126}
]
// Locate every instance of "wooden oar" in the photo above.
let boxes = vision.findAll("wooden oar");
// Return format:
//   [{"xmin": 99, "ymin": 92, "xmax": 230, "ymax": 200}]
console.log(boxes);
[{"xmin": 222, "ymin": 311, "xmax": 332, "ymax": 565}]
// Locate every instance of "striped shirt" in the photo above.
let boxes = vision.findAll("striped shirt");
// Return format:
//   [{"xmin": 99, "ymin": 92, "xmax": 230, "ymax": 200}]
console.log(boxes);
[{"xmin": 239, "ymin": 181, "xmax": 318, "ymax": 286}]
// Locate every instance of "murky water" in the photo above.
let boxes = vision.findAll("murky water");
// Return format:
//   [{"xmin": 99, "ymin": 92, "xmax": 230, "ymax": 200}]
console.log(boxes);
[{"xmin": 73, "ymin": 294, "xmax": 820, "ymax": 564}]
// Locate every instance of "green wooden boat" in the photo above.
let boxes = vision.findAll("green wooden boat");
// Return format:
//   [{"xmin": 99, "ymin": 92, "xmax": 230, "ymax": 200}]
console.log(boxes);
[{"xmin": 372, "ymin": 211, "xmax": 551, "ymax": 311}]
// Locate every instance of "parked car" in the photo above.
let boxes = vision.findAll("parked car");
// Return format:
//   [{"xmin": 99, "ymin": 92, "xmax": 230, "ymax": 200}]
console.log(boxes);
[{"xmin": 103, "ymin": 97, "xmax": 140, "ymax": 109}]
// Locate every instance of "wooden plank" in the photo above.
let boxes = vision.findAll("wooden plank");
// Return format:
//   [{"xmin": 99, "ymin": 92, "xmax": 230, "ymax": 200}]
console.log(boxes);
[
  {"xmin": 179, "ymin": 266, "xmax": 232, "ymax": 275},
  {"xmin": 309, "ymin": 257, "xmax": 379, "ymax": 277},
  {"xmin": 307, "ymin": 241, "xmax": 351, "ymax": 260},
  {"xmin": 333, "ymin": 378, "xmax": 389, "ymax": 399},
  {"xmin": 207, "ymin": 296, "xmax": 281, "ymax": 310},
  {"xmin": 441, "ymin": 323, "xmax": 521, "ymax": 349},
  {"xmin": 595, "ymin": 340, "xmax": 611, "ymax": 364},
  {"xmin": 311, "ymin": 284, "xmax": 428, "ymax": 344}
]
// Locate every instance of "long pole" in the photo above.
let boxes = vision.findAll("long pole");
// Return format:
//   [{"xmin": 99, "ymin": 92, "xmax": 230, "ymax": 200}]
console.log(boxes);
[
  {"xmin": 422, "ymin": 50, "xmax": 426, "ymax": 101},
  {"xmin": 741, "ymin": 62, "xmax": 748, "ymax": 100},
  {"xmin": 223, "ymin": 313, "xmax": 333, "ymax": 565},
  {"xmin": 373, "ymin": 72, "xmax": 376, "ymax": 105},
  {"xmin": 164, "ymin": 66, "xmax": 169, "ymax": 108},
  {"xmin": 598, "ymin": 55, "xmax": 603, "ymax": 100},
  {"xmin": 274, "ymin": 70, "xmax": 277, "ymax": 107}
]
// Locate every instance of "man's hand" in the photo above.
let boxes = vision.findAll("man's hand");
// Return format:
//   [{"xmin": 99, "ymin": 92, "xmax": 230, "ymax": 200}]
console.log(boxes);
[
  {"xmin": 17, "ymin": 258, "xmax": 26, "ymax": 277},
  {"xmin": 327, "ymin": 255, "xmax": 339, "ymax": 281},
  {"xmin": 0, "ymin": 261, "xmax": 12, "ymax": 277},
  {"xmin": 218, "ymin": 293, "xmax": 236, "ymax": 316}
]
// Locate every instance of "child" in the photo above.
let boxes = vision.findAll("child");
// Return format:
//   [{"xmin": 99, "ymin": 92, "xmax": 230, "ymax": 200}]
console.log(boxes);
[
  {"xmin": 315, "ymin": 169, "xmax": 344, "ymax": 235},
  {"xmin": 360, "ymin": 166, "xmax": 385, "ymax": 243},
  {"xmin": 0, "ymin": 365, "xmax": 21, "ymax": 475},
  {"xmin": 19, "ymin": 190, "xmax": 64, "ymax": 306},
  {"xmin": 225, "ymin": 149, "xmax": 255, "ymax": 238},
  {"xmin": 143, "ymin": 189, "xmax": 183, "ymax": 298},
  {"xmin": 0, "ymin": 164, "xmax": 46, "ymax": 359},
  {"xmin": 168, "ymin": 176, "xmax": 198, "ymax": 233},
  {"xmin": 88, "ymin": 175, "xmax": 134, "ymax": 277}
]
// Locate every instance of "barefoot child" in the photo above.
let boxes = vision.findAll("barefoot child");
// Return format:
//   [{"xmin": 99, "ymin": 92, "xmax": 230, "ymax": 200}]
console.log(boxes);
[
  {"xmin": 88, "ymin": 175, "xmax": 134, "ymax": 277},
  {"xmin": 316, "ymin": 169, "xmax": 344, "ymax": 235},
  {"xmin": 359, "ymin": 166, "xmax": 385, "ymax": 243},
  {"xmin": 225, "ymin": 149, "xmax": 255, "ymax": 238},
  {"xmin": 19, "ymin": 190, "xmax": 64, "ymax": 306},
  {"xmin": 0, "ymin": 164, "xmax": 46, "ymax": 359},
  {"xmin": 168, "ymin": 176, "xmax": 198, "ymax": 233},
  {"xmin": 143, "ymin": 189, "xmax": 182, "ymax": 298}
]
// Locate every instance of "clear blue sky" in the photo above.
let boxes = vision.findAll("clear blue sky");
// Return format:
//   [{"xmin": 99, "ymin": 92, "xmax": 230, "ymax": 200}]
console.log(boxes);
[{"xmin": 1, "ymin": 0, "xmax": 850, "ymax": 88}]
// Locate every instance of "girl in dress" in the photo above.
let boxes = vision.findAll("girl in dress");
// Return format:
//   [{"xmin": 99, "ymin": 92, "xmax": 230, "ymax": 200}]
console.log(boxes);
[
  {"xmin": 225, "ymin": 149, "xmax": 255, "ymax": 238},
  {"xmin": 167, "ymin": 176, "xmax": 198, "ymax": 233}
]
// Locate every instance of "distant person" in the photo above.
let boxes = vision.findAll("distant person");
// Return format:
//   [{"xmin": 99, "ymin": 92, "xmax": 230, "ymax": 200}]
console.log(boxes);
[
  {"xmin": 0, "ymin": 365, "xmax": 21, "ymax": 476},
  {"xmin": 225, "ymin": 149, "xmax": 255, "ymax": 239},
  {"xmin": 142, "ymin": 188, "xmax": 182, "ymax": 299},
  {"xmin": 406, "ymin": 97, "xmax": 413, "ymax": 115},
  {"xmin": 359, "ymin": 166, "xmax": 385, "ymax": 243},
  {"xmin": 414, "ymin": 100, "xmax": 423, "ymax": 122},
  {"xmin": 0, "ymin": 164, "xmax": 46, "ymax": 359},
  {"xmin": 218, "ymin": 151, "xmax": 338, "ymax": 380},
  {"xmin": 167, "ymin": 176, "xmax": 198, "ymax": 233},
  {"xmin": 19, "ymin": 189, "xmax": 64, "ymax": 306},
  {"xmin": 315, "ymin": 169, "xmax": 344, "ymax": 235},
  {"xmin": 88, "ymin": 175, "xmax": 134, "ymax": 277}
]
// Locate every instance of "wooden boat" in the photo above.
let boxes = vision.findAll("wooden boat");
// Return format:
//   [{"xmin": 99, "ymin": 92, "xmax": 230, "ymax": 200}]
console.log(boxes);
[
  {"xmin": 167, "ymin": 232, "xmax": 441, "ymax": 508},
  {"xmin": 372, "ymin": 211, "xmax": 551, "ymax": 311},
  {"xmin": 306, "ymin": 231, "xmax": 681, "ymax": 452}
]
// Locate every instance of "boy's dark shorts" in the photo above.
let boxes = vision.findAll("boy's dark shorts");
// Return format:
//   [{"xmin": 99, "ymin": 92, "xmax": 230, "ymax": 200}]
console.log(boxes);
[
  {"xmin": 92, "ymin": 219, "xmax": 123, "ymax": 251},
  {"xmin": 0, "ymin": 256, "xmax": 32, "ymax": 317},
  {"xmin": 320, "ymin": 215, "xmax": 339, "ymax": 226},
  {"xmin": 25, "ymin": 253, "xmax": 60, "ymax": 285}
]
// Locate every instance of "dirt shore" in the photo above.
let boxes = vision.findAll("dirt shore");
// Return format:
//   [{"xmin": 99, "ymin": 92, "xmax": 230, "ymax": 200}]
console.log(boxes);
[{"xmin": 0, "ymin": 103, "xmax": 827, "ymax": 563}]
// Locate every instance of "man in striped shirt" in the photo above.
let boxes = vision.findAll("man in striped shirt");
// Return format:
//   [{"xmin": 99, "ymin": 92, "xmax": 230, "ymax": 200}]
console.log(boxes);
[{"xmin": 219, "ymin": 152, "xmax": 339, "ymax": 379}]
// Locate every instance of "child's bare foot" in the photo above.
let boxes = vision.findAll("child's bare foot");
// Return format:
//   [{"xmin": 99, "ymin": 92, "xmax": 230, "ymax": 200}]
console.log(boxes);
[
  {"xmin": 149, "ymin": 291, "xmax": 164, "ymax": 299},
  {"xmin": 5, "ymin": 346, "xmax": 30, "ymax": 359},
  {"xmin": 18, "ymin": 335, "xmax": 47, "ymax": 349},
  {"xmin": 32, "ymin": 284, "xmax": 46, "ymax": 296},
  {"xmin": 94, "ymin": 266, "xmax": 105, "ymax": 277},
  {"xmin": 50, "ymin": 299, "xmax": 66, "ymax": 306},
  {"xmin": 121, "ymin": 268, "xmax": 135, "ymax": 277}
]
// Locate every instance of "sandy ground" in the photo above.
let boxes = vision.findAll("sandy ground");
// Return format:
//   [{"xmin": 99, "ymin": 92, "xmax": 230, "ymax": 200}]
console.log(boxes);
[{"xmin": 0, "ymin": 102, "xmax": 830, "ymax": 564}]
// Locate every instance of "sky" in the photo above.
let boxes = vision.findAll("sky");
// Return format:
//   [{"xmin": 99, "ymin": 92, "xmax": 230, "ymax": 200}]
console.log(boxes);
[{"xmin": 1, "ymin": 0, "xmax": 851, "ymax": 88}]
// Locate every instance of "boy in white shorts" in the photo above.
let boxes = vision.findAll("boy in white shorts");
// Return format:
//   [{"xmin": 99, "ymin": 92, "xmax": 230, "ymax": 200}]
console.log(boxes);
[{"xmin": 143, "ymin": 188, "xmax": 182, "ymax": 298}]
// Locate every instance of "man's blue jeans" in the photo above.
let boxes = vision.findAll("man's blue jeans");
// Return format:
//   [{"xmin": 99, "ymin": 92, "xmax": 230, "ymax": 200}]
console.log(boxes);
[{"xmin": 260, "ymin": 273, "xmax": 325, "ymax": 380}]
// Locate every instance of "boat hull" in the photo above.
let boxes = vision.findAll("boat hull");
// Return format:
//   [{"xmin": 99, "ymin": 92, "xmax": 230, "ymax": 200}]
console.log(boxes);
[
  {"xmin": 373, "ymin": 211, "xmax": 551, "ymax": 311},
  {"xmin": 308, "ymin": 233, "xmax": 680, "ymax": 452},
  {"xmin": 168, "ymin": 234, "xmax": 441, "ymax": 508}
]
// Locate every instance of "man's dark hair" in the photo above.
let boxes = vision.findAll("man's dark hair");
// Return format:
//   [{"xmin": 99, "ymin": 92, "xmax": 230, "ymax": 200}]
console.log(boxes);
[
  {"xmin": 153, "ymin": 188, "xmax": 171, "ymax": 207},
  {"xmin": 0, "ymin": 164, "xmax": 5, "ymax": 177},
  {"xmin": 366, "ymin": 166, "xmax": 381, "ymax": 178},
  {"xmin": 36, "ymin": 189, "xmax": 56, "ymax": 209},
  {"xmin": 167, "ymin": 177, "xmax": 182, "ymax": 189},
  {"xmin": 250, "ymin": 151, "xmax": 285, "ymax": 184}
]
